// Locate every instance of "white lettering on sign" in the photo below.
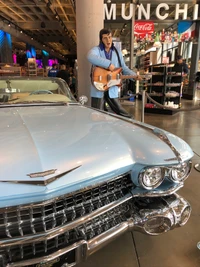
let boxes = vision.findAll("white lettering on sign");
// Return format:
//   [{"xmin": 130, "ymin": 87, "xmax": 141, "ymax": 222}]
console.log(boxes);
[
  {"xmin": 138, "ymin": 4, "xmax": 151, "ymax": 20},
  {"xmin": 193, "ymin": 4, "xmax": 199, "ymax": 20},
  {"xmin": 121, "ymin": 3, "xmax": 133, "ymax": 20},
  {"xmin": 104, "ymin": 3, "xmax": 199, "ymax": 21},
  {"xmin": 104, "ymin": 3, "xmax": 116, "ymax": 20},
  {"xmin": 156, "ymin": 4, "xmax": 169, "ymax": 20},
  {"xmin": 175, "ymin": 4, "xmax": 188, "ymax": 20}
]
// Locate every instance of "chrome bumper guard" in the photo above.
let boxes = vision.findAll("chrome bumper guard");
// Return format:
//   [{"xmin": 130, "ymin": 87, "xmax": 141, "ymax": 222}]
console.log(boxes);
[{"xmin": 3, "ymin": 193, "xmax": 191, "ymax": 267}]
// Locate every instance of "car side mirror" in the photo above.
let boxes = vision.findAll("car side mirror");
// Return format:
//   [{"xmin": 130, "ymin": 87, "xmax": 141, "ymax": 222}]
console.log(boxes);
[{"xmin": 79, "ymin": 95, "xmax": 88, "ymax": 105}]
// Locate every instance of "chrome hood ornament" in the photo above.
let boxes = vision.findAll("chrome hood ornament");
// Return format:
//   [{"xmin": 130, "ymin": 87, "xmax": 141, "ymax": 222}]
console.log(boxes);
[{"xmin": 27, "ymin": 169, "xmax": 57, "ymax": 178}]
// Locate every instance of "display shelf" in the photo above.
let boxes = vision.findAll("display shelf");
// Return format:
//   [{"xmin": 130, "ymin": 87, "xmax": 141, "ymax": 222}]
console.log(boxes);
[
  {"xmin": 150, "ymin": 93, "xmax": 163, "ymax": 97},
  {"xmin": 165, "ymin": 94, "xmax": 180, "ymax": 98},
  {"xmin": 143, "ymin": 64, "xmax": 183, "ymax": 114},
  {"xmin": 167, "ymin": 73, "xmax": 182, "ymax": 77},
  {"xmin": 138, "ymin": 52, "xmax": 151, "ymax": 71},
  {"xmin": 147, "ymin": 83, "xmax": 164, "ymax": 86},
  {"xmin": 166, "ymin": 83, "xmax": 181, "ymax": 87}
]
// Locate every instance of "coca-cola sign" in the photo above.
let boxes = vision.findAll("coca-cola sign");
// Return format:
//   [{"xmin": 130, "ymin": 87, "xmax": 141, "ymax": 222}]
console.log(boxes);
[{"xmin": 134, "ymin": 21, "xmax": 154, "ymax": 37}]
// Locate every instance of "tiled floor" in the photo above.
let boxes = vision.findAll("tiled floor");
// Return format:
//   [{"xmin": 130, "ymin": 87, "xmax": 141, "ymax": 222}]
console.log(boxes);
[{"xmin": 77, "ymin": 99, "xmax": 200, "ymax": 267}]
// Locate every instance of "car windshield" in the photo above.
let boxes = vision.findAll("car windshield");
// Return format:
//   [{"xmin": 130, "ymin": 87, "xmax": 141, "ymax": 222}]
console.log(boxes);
[{"xmin": 0, "ymin": 77, "xmax": 77, "ymax": 106}]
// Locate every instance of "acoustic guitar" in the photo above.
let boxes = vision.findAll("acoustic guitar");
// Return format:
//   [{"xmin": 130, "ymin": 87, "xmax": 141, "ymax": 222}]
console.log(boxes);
[{"xmin": 91, "ymin": 66, "xmax": 138, "ymax": 91}]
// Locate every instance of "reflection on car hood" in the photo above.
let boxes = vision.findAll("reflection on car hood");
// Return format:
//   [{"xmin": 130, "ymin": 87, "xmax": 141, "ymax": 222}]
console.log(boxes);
[{"xmin": 0, "ymin": 105, "xmax": 193, "ymax": 206}]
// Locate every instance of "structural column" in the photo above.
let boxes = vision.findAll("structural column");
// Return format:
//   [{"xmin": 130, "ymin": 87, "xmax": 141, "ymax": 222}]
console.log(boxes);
[
  {"xmin": 76, "ymin": 0, "xmax": 104, "ymax": 105},
  {"xmin": 0, "ymin": 31, "xmax": 13, "ymax": 63},
  {"xmin": 130, "ymin": 1, "xmax": 136, "ymax": 70}
]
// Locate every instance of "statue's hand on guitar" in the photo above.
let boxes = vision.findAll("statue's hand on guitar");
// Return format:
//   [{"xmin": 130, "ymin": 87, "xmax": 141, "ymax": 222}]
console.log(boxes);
[{"xmin": 108, "ymin": 64, "xmax": 115, "ymax": 71}]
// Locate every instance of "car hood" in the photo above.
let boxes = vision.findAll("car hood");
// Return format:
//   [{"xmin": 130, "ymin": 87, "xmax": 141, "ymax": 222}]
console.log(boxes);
[{"xmin": 0, "ymin": 105, "xmax": 193, "ymax": 205}]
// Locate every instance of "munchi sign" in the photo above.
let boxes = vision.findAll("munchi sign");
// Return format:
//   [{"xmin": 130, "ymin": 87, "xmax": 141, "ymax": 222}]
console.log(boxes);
[{"xmin": 104, "ymin": 3, "xmax": 199, "ymax": 21}]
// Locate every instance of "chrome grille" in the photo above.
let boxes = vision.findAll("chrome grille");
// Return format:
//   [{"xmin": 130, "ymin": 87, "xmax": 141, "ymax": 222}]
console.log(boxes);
[
  {"xmin": 3, "ymin": 201, "xmax": 131, "ymax": 264},
  {"xmin": 0, "ymin": 174, "xmax": 133, "ymax": 240}
]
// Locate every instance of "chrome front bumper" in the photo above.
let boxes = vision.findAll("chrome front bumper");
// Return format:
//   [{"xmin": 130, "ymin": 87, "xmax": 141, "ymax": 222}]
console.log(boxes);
[{"xmin": 2, "ymin": 193, "xmax": 191, "ymax": 267}]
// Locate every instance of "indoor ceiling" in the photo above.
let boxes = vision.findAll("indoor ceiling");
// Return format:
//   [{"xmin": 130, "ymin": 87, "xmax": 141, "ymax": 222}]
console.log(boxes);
[
  {"xmin": 0, "ymin": 0, "xmax": 77, "ymax": 60},
  {"xmin": 0, "ymin": 0, "xmax": 198, "ymax": 60}
]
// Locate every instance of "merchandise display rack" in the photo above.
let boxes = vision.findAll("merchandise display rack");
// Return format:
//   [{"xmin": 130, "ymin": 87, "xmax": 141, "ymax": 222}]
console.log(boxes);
[{"xmin": 143, "ymin": 63, "xmax": 184, "ymax": 115}]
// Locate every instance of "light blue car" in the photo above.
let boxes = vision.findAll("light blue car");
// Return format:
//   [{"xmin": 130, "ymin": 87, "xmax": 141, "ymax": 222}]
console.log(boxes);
[{"xmin": 0, "ymin": 77, "xmax": 193, "ymax": 267}]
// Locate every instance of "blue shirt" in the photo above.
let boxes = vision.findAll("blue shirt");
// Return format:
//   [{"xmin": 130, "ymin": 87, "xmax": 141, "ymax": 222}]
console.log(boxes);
[{"xmin": 99, "ymin": 43, "xmax": 114, "ymax": 60}]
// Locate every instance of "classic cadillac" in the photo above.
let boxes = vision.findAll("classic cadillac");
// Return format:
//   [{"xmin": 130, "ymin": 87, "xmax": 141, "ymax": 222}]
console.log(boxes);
[{"xmin": 0, "ymin": 77, "xmax": 193, "ymax": 267}]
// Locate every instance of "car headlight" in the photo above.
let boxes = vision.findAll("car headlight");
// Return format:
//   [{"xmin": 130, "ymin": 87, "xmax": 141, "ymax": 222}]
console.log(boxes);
[
  {"xmin": 139, "ymin": 167, "xmax": 165, "ymax": 189},
  {"xmin": 170, "ymin": 161, "xmax": 192, "ymax": 183}
]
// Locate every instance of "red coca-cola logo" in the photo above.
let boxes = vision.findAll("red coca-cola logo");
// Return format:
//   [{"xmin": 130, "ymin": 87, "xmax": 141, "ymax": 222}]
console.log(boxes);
[{"xmin": 134, "ymin": 21, "xmax": 154, "ymax": 34}]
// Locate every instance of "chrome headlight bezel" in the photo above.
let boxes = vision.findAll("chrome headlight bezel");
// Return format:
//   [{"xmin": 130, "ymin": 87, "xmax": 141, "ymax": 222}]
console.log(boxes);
[
  {"xmin": 169, "ymin": 160, "xmax": 192, "ymax": 183},
  {"xmin": 139, "ymin": 167, "xmax": 165, "ymax": 190},
  {"xmin": 138, "ymin": 161, "xmax": 192, "ymax": 190}
]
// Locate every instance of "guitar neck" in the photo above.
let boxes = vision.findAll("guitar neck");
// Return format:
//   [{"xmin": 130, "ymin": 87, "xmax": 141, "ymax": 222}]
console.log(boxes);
[{"xmin": 120, "ymin": 75, "xmax": 137, "ymax": 80}]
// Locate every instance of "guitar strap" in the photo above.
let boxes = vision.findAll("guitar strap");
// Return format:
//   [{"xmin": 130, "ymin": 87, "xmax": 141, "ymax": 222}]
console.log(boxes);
[{"xmin": 114, "ymin": 46, "xmax": 122, "ymax": 67}]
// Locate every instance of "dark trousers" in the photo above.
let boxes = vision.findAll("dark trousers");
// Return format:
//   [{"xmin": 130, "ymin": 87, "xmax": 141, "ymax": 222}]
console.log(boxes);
[{"xmin": 91, "ymin": 91, "xmax": 132, "ymax": 118}]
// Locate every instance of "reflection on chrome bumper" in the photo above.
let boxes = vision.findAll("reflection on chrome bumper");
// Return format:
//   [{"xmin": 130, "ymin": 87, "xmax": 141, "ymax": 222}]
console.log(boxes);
[
  {"xmin": 3, "ymin": 193, "xmax": 191, "ymax": 267},
  {"xmin": 132, "ymin": 182, "xmax": 184, "ymax": 197}
]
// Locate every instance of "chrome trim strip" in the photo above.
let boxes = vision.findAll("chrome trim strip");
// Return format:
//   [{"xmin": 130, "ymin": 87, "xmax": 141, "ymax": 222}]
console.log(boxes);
[
  {"xmin": 0, "ymin": 172, "xmax": 132, "ymax": 212},
  {"xmin": 27, "ymin": 169, "xmax": 57, "ymax": 178},
  {"xmin": 164, "ymin": 157, "xmax": 177, "ymax": 162},
  {"xmin": 132, "ymin": 182, "xmax": 183, "ymax": 197},
  {"xmin": 2, "ymin": 165, "xmax": 82, "ymax": 186},
  {"xmin": 87, "ymin": 222, "xmax": 129, "ymax": 256},
  {"xmin": 152, "ymin": 128, "xmax": 182, "ymax": 163},
  {"xmin": 0, "ymin": 193, "xmax": 133, "ymax": 248}
]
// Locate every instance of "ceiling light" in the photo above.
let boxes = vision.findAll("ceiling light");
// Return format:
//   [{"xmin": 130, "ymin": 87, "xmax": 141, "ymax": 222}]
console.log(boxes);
[{"xmin": 107, "ymin": 0, "xmax": 111, "ymax": 3}]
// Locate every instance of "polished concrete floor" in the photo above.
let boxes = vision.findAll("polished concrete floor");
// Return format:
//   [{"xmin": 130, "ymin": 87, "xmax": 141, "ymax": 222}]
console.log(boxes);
[{"xmin": 78, "ymin": 99, "xmax": 200, "ymax": 267}]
